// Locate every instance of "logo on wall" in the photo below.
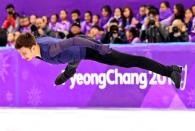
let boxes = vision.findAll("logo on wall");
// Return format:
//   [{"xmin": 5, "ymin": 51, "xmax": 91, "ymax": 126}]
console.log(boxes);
[{"xmin": 65, "ymin": 65, "xmax": 188, "ymax": 90}]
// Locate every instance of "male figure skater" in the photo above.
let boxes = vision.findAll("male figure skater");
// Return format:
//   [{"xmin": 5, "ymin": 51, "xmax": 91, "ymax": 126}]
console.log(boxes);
[{"xmin": 15, "ymin": 33, "xmax": 182, "ymax": 88}]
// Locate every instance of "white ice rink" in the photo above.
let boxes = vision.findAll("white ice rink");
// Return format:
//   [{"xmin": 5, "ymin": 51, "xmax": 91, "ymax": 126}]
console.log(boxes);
[{"xmin": 0, "ymin": 108, "xmax": 195, "ymax": 131}]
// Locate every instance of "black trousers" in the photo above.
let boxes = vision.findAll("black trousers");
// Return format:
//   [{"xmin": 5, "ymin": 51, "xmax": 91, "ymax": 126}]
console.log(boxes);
[{"xmin": 85, "ymin": 48, "xmax": 173, "ymax": 77}]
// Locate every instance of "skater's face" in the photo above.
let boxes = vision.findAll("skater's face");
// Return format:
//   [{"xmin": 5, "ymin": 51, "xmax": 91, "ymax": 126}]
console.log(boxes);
[{"xmin": 17, "ymin": 46, "xmax": 36, "ymax": 61}]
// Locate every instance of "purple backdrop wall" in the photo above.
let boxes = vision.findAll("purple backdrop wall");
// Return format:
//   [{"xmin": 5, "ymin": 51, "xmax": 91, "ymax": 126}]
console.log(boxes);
[
  {"xmin": 0, "ymin": 43, "xmax": 195, "ymax": 109},
  {"xmin": 0, "ymin": 0, "xmax": 193, "ymax": 26}
]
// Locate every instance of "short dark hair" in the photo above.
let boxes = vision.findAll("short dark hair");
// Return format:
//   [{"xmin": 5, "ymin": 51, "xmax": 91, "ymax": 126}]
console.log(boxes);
[
  {"xmin": 71, "ymin": 22, "xmax": 81, "ymax": 28},
  {"xmin": 91, "ymin": 25, "xmax": 102, "ymax": 31},
  {"xmin": 110, "ymin": 18, "xmax": 119, "ymax": 25},
  {"xmin": 71, "ymin": 10, "xmax": 81, "ymax": 16},
  {"xmin": 149, "ymin": 6, "xmax": 160, "ymax": 16},
  {"xmin": 20, "ymin": 14, "xmax": 29, "ymax": 19},
  {"xmin": 15, "ymin": 32, "xmax": 36, "ymax": 49},
  {"xmin": 6, "ymin": 4, "xmax": 15, "ymax": 9},
  {"xmin": 127, "ymin": 27, "xmax": 140, "ymax": 38}
]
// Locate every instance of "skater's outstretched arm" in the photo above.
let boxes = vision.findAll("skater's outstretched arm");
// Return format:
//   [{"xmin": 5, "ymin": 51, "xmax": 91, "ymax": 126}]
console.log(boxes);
[
  {"xmin": 55, "ymin": 61, "xmax": 80, "ymax": 85},
  {"xmin": 65, "ymin": 61, "xmax": 80, "ymax": 76}
]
